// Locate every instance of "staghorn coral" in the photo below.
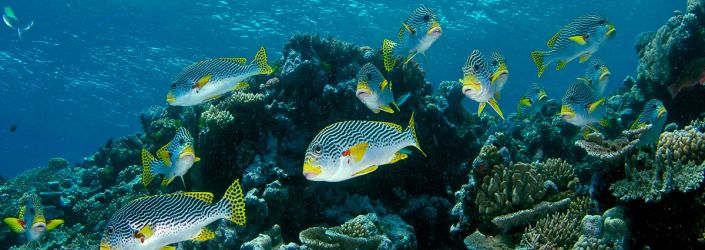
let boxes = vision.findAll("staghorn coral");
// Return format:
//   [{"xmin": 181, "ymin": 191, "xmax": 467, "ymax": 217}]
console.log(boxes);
[
  {"xmin": 475, "ymin": 163, "xmax": 547, "ymax": 217},
  {"xmin": 518, "ymin": 196, "xmax": 593, "ymax": 249},
  {"xmin": 575, "ymin": 124, "xmax": 652, "ymax": 162},
  {"xmin": 656, "ymin": 119, "xmax": 705, "ymax": 165},
  {"xmin": 536, "ymin": 158, "xmax": 579, "ymax": 191}
]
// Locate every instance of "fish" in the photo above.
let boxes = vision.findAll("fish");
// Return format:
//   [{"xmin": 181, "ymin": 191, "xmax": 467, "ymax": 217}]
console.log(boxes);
[
  {"xmin": 667, "ymin": 57, "xmax": 705, "ymax": 99},
  {"xmin": 381, "ymin": 6, "xmax": 442, "ymax": 72},
  {"xmin": 458, "ymin": 50, "xmax": 508, "ymax": 120},
  {"xmin": 517, "ymin": 83, "xmax": 549, "ymax": 117},
  {"xmin": 303, "ymin": 113, "xmax": 425, "ymax": 182},
  {"xmin": 141, "ymin": 127, "xmax": 201, "ymax": 189},
  {"xmin": 631, "ymin": 99, "xmax": 667, "ymax": 147},
  {"xmin": 559, "ymin": 81, "xmax": 607, "ymax": 131},
  {"xmin": 100, "ymin": 179, "xmax": 246, "ymax": 250},
  {"xmin": 531, "ymin": 15, "xmax": 616, "ymax": 77},
  {"xmin": 3, "ymin": 193, "xmax": 64, "ymax": 244},
  {"xmin": 579, "ymin": 59, "xmax": 610, "ymax": 96},
  {"xmin": 356, "ymin": 63, "xmax": 398, "ymax": 114},
  {"xmin": 3, "ymin": 7, "xmax": 34, "ymax": 39},
  {"xmin": 167, "ymin": 47, "xmax": 273, "ymax": 106}
]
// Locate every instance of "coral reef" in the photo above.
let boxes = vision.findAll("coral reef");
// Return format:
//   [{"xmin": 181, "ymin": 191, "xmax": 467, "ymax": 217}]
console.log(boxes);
[
  {"xmin": 298, "ymin": 213, "xmax": 416, "ymax": 250},
  {"xmin": 518, "ymin": 196, "xmax": 594, "ymax": 249},
  {"xmin": 536, "ymin": 158, "xmax": 579, "ymax": 191},
  {"xmin": 575, "ymin": 124, "xmax": 652, "ymax": 162},
  {"xmin": 491, "ymin": 198, "xmax": 571, "ymax": 231},
  {"xmin": 656, "ymin": 119, "xmax": 705, "ymax": 164},
  {"xmin": 573, "ymin": 207, "xmax": 629, "ymax": 250},
  {"xmin": 464, "ymin": 230, "xmax": 512, "ymax": 250},
  {"xmin": 475, "ymin": 163, "xmax": 547, "ymax": 217}
]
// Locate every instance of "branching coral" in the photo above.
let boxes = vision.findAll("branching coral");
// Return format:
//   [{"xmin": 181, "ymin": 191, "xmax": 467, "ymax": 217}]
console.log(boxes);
[
  {"xmin": 519, "ymin": 196, "xmax": 593, "ymax": 249},
  {"xmin": 575, "ymin": 125, "xmax": 652, "ymax": 162},
  {"xmin": 536, "ymin": 158, "xmax": 579, "ymax": 191},
  {"xmin": 475, "ymin": 163, "xmax": 546, "ymax": 216},
  {"xmin": 491, "ymin": 198, "xmax": 570, "ymax": 231}
]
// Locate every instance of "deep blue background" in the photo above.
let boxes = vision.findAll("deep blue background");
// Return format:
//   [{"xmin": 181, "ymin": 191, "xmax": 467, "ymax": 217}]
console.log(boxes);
[{"xmin": 0, "ymin": 0, "xmax": 682, "ymax": 176}]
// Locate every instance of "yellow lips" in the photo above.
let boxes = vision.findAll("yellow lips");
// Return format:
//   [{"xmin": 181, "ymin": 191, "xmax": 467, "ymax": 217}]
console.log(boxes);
[
  {"xmin": 538, "ymin": 90, "xmax": 548, "ymax": 101},
  {"xmin": 459, "ymin": 75, "xmax": 482, "ymax": 91},
  {"xmin": 599, "ymin": 66, "xmax": 611, "ymax": 81},
  {"xmin": 100, "ymin": 241, "xmax": 111, "ymax": 250},
  {"xmin": 166, "ymin": 92, "xmax": 176, "ymax": 103},
  {"xmin": 426, "ymin": 21, "xmax": 442, "ymax": 35},
  {"xmin": 559, "ymin": 105, "xmax": 575, "ymax": 118},
  {"xmin": 605, "ymin": 23, "xmax": 616, "ymax": 37},
  {"xmin": 303, "ymin": 159, "xmax": 321, "ymax": 178}
]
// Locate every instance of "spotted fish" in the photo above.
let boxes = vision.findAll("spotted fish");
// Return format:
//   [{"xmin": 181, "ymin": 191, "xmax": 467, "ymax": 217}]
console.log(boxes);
[
  {"xmin": 141, "ymin": 127, "xmax": 201, "ymax": 189},
  {"xmin": 631, "ymin": 99, "xmax": 667, "ymax": 147},
  {"xmin": 517, "ymin": 83, "xmax": 548, "ymax": 117},
  {"xmin": 559, "ymin": 81, "xmax": 606, "ymax": 131},
  {"xmin": 459, "ymin": 50, "xmax": 508, "ymax": 119},
  {"xmin": 356, "ymin": 63, "xmax": 399, "ymax": 114},
  {"xmin": 3, "ymin": 193, "xmax": 64, "ymax": 244},
  {"xmin": 100, "ymin": 179, "xmax": 246, "ymax": 250},
  {"xmin": 579, "ymin": 59, "xmax": 611, "ymax": 96},
  {"xmin": 381, "ymin": 6, "xmax": 442, "ymax": 72},
  {"xmin": 531, "ymin": 15, "xmax": 615, "ymax": 77},
  {"xmin": 303, "ymin": 114, "xmax": 425, "ymax": 182},
  {"xmin": 167, "ymin": 47, "xmax": 273, "ymax": 106}
]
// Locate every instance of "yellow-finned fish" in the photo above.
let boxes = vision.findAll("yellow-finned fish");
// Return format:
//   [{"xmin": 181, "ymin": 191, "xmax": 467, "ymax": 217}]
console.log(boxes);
[
  {"xmin": 459, "ymin": 50, "xmax": 508, "ymax": 120},
  {"xmin": 3, "ymin": 194, "xmax": 64, "ymax": 244},
  {"xmin": 381, "ymin": 6, "xmax": 442, "ymax": 72},
  {"xmin": 100, "ymin": 179, "xmax": 246, "ymax": 250},
  {"xmin": 667, "ymin": 57, "xmax": 705, "ymax": 99},
  {"xmin": 517, "ymin": 83, "xmax": 548, "ymax": 117},
  {"xmin": 531, "ymin": 15, "xmax": 615, "ymax": 77},
  {"xmin": 356, "ymin": 63, "xmax": 398, "ymax": 114},
  {"xmin": 303, "ymin": 114, "xmax": 425, "ymax": 182},
  {"xmin": 141, "ymin": 127, "xmax": 201, "ymax": 189},
  {"xmin": 167, "ymin": 47, "xmax": 273, "ymax": 106},
  {"xmin": 579, "ymin": 59, "xmax": 611, "ymax": 96},
  {"xmin": 559, "ymin": 81, "xmax": 606, "ymax": 131},
  {"xmin": 631, "ymin": 99, "xmax": 667, "ymax": 147}
]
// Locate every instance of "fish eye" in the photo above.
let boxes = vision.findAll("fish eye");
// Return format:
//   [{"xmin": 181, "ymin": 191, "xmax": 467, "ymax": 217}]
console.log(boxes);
[
  {"xmin": 473, "ymin": 64, "xmax": 480, "ymax": 71},
  {"xmin": 366, "ymin": 73, "xmax": 372, "ymax": 79},
  {"xmin": 177, "ymin": 139, "xmax": 184, "ymax": 144},
  {"xmin": 423, "ymin": 14, "xmax": 430, "ymax": 22},
  {"xmin": 106, "ymin": 226, "xmax": 114, "ymax": 234},
  {"xmin": 312, "ymin": 144, "xmax": 323, "ymax": 155}
]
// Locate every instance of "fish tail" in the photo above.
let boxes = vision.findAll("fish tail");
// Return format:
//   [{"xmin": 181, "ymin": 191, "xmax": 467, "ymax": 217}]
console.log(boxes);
[
  {"xmin": 382, "ymin": 39, "xmax": 401, "ymax": 72},
  {"xmin": 531, "ymin": 50, "xmax": 547, "ymax": 78},
  {"xmin": 253, "ymin": 47, "xmax": 273, "ymax": 75},
  {"xmin": 215, "ymin": 179, "xmax": 246, "ymax": 226},
  {"xmin": 405, "ymin": 112, "xmax": 426, "ymax": 157},
  {"xmin": 141, "ymin": 149, "xmax": 162, "ymax": 186},
  {"xmin": 666, "ymin": 84, "xmax": 679, "ymax": 99}
]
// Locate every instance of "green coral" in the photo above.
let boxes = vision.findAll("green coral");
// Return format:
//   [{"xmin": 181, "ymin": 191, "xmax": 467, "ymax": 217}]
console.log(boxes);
[
  {"xmin": 536, "ymin": 158, "xmax": 579, "ymax": 190},
  {"xmin": 475, "ymin": 163, "xmax": 547, "ymax": 216}
]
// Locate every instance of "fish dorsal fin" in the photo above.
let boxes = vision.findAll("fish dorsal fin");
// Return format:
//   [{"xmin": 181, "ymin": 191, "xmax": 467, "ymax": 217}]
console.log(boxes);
[
  {"xmin": 587, "ymin": 98, "xmax": 605, "ymax": 114},
  {"xmin": 192, "ymin": 227, "xmax": 215, "ymax": 241},
  {"xmin": 135, "ymin": 224, "xmax": 154, "ymax": 244},
  {"xmin": 343, "ymin": 142, "xmax": 369, "ymax": 163},
  {"xmin": 157, "ymin": 144, "xmax": 172, "ymax": 167},
  {"xmin": 18, "ymin": 205, "xmax": 25, "ymax": 220},
  {"xmin": 46, "ymin": 219, "xmax": 64, "ymax": 231},
  {"xmin": 569, "ymin": 35, "xmax": 587, "ymax": 45},
  {"xmin": 352, "ymin": 165, "xmax": 378, "ymax": 177},
  {"xmin": 181, "ymin": 192, "xmax": 214, "ymax": 204},
  {"xmin": 547, "ymin": 30, "xmax": 561, "ymax": 48},
  {"xmin": 378, "ymin": 122, "xmax": 403, "ymax": 132},
  {"xmin": 218, "ymin": 58, "xmax": 247, "ymax": 64},
  {"xmin": 3, "ymin": 217, "xmax": 26, "ymax": 233}
]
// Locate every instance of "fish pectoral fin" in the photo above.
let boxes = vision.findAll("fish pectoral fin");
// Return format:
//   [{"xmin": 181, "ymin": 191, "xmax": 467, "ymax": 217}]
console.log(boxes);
[
  {"xmin": 233, "ymin": 81, "xmax": 249, "ymax": 91},
  {"xmin": 387, "ymin": 152, "xmax": 408, "ymax": 164},
  {"xmin": 135, "ymin": 224, "xmax": 154, "ymax": 243},
  {"xmin": 3, "ymin": 217, "xmax": 26, "ymax": 233},
  {"xmin": 157, "ymin": 144, "xmax": 172, "ymax": 167},
  {"xmin": 568, "ymin": 35, "xmax": 587, "ymax": 45},
  {"xmin": 343, "ymin": 142, "xmax": 369, "ymax": 163},
  {"xmin": 192, "ymin": 227, "xmax": 215, "ymax": 241},
  {"xmin": 352, "ymin": 165, "xmax": 379, "ymax": 177},
  {"xmin": 556, "ymin": 60, "xmax": 568, "ymax": 71},
  {"xmin": 379, "ymin": 105, "xmax": 395, "ymax": 114},
  {"xmin": 194, "ymin": 75, "xmax": 212, "ymax": 89},
  {"xmin": 579, "ymin": 53, "xmax": 592, "ymax": 63},
  {"xmin": 46, "ymin": 219, "xmax": 64, "ymax": 231},
  {"xmin": 587, "ymin": 98, "xmax": 605, "ymax": 114},
  {"xmin": 477, "ymin": 102, "xmax": 487, "ymax": 117},
  {"xmin": 487, "ymin": 98, "xmax": 505, "ymax": 120},
  {"xmin": 182, "ymin": 192, "xmax": 214, "ymax": 204},
  {"xmin": 160, "ymin": 246, "xmax": 177, "ymax": 250}
]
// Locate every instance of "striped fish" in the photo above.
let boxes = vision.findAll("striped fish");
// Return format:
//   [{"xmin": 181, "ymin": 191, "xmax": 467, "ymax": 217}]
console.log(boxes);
[
  {"xmin": 531, "ymin": 15, "xmax": 615, "ymax": 77},
  {"xmin": 303, "ymin": 114, "xmax": 425, "ymax": 182},
  {"xmin": 3, "ymin": 193, "xmax": 64, "ymax": 243},
  {"xmin": 517, "ymin": 83, "xmax": 548, "ymax": 117},
  {"xmin": 459, "ymin": 50, "xmax": 508, "ymax": 119},
  {"xmin": 381, "ymin": 6, "xmax": 442, "ymax": 72},
  {"xmin": 356, "ymin": 63, "xmax": 397, "ymax": 114},
  {"xmin": 579, "ymin": 59, "xmax": 610, "ymax": 96},
  {"xmin": 141, "ymin": 127, "xmax": 200, "ymax": 189},
  {"xmin": 631, "ymin": 99, "xmax": 667, "ymax": 147},
  {"xmin": 167, "ymin": 47, "xmax": 273, "ymax": 106},
  {"xmin": 100, "ymin": 179, "xmax": 246, "ymax": 250},
  {"xmin": 559, "ymin": 81, "xmax": 606, "ymax": 130}
]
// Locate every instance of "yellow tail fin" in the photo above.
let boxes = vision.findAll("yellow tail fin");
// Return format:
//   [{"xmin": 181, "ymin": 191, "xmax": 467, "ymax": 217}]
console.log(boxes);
[
  {"xmin": 531, "ymin": 51, "xmax": 546, "ymax": 78},
  {"xmin": 141, "ymin": 149, "xmax": 156, "ymax": 186},
  {"xmin": 254, "ymin": 47, "xmax": 273, "ymax": 75},
  {"xmin": 382, "ymin": 39, "xmax": 399, "ymax": 72},
  {"xmin": 405, "ymin": 112, "xmax": 426, "ymax": 157},
  {"xmin": 218, "ymin": 179, "xmax": 246, "ymax": 226}
]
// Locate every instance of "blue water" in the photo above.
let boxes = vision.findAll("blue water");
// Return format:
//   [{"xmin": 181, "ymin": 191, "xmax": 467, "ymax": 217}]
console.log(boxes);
[{"xmin": 0, "ymin": 0, "xmax": 681, "ymax": 177}]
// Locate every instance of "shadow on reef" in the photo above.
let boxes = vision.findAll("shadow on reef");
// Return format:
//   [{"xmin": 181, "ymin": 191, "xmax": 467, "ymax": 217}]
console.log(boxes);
[{"xmin": 4, "ymin": 1, "xmax": 705, "ymax": 248}]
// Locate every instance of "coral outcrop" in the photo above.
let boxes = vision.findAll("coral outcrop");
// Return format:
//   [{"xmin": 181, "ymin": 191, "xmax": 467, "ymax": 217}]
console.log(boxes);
[
  {"xmin": 298, "ymin": 213, "xmax": 416, "ymax": 250},
  {"xmin": 475, "ymin": 163, "xmax": 547, "ymax": 217}
]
